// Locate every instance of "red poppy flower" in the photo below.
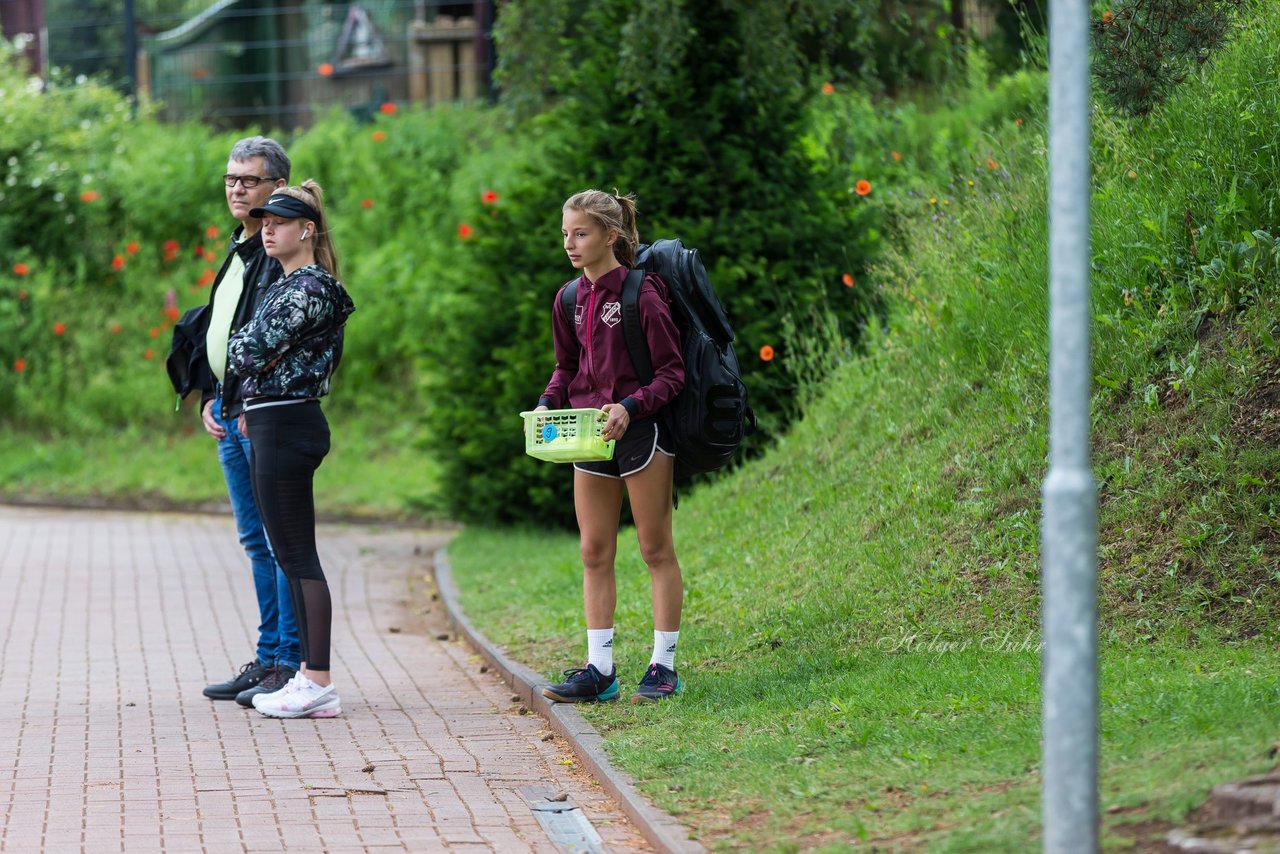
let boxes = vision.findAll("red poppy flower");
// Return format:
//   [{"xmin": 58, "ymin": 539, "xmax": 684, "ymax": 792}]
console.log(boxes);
[
  {"xmin": 759, "ymin": 345, "xmax": 775, "ymax": 362},
  {"xmin": 855, "ymin": 180, "xmax": 872, "ymax": 196},
  {"xmin": 1102, "ymin": 10, "xmax": 1115, "ymax": 23},
  {"xmin": 143, "ymin": 349, "xmax": 155, "ymax": 361},
  {"xmin": 891, "ymin": 151, "xmax": 902, "ymax": 162},
  {"xmin": 458, "ymin": 223, "xmax": 473, "ymax": 239},
  {"xmin": 110, "ymin": 322, "xmax": 123, "ymax": 335},
  {"xmin": 13, "ymin": 358, "xmax": 26, "ymax": 374},
  {"xmin": 164, "ymin": 306, "xmax": 180, "ymax": 322},
  {"xmin": 126, "ymin": 241, "xmax": 140, "ymax": 255},
  {"xmin": 193, "ymin": 244, "xmax": 204, "ymax": 258},
  {"xmin": 52, "ymin": 321, "xmax": 66, "ymax": 336},
  {"xmin": 482, "ymin": 190, "xmax": 499, "ymax": 205},
  {"xmin": 842, "ymin": 273, "xmax": 855, "ymax": 288},
  {"xmin": 111, "ymin": 255, "xmax": 125, "ymax": 271},
  {"xmin": 380, "ymin": 102, "xmax": 397, "ymax": 115},
  {"xmin": 986, "ymin": 158, "xmax": 999, "ymax": 170},
  {"xmin": 80, "ymin": 190, "xmax": 99, "ymax": 203},
  {"xmin": 204, "ymin": 250, "xmax": 216, "ymax": 263},
  {"xmin": 149, "ymin": 326, "xmax": 160, "ymax": 338},
  {"xmin": 164, "ymin": 239, "xmax": 180, "ymax": 252},
  {"xmin": 362, "ymin": 198, "xmax": 374, "ymax": 209},
  {"xmin": 13, "ymin": 262, "xmax": 29, "ymax": 276},
  {"xmin": 1014, "ymin": 118, "xmax": 1024, "ymax": 126},
  {"xmin": 164, "ymin": 248, "xmax": 179, "ymax": 262},
  {"xmin": 371, "ymin": 130, "xmax": 386, "ymax": 142},
  {"xmin": 205, "ymin": 226, "xmax": 220, "ymax": 239},
  {"xmin": 318, "ymin": 63, "xmax": 334, "ymax": 77},
  {"xmin": 821, "ymin": 82, "xmax": 835, "ymax": 95},
  {"xmin": 197, "ymin": 269, "xmax": 215, "ymax": 287}
]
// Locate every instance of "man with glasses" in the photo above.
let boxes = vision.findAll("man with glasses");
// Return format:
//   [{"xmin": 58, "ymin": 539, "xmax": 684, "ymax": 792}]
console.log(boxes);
[{"xmin": 197, "ymin": 136, "xmax": 303, "ymax": 708}]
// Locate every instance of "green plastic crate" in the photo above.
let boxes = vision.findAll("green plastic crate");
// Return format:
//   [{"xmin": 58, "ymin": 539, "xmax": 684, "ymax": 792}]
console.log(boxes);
[{"xmin": 519, "ymin": 408, "xmax": 616, "ymax": 463}]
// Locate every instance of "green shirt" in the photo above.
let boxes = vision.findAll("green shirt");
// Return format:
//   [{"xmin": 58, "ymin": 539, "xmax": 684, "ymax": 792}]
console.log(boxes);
[{"xmin": 205, "ymin": 234, "xmax": 246, "ymax": 383}]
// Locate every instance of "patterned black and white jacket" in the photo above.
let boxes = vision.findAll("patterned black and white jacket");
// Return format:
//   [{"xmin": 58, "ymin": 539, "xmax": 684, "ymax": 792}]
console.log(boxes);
[{"xmin": 226, "ymin": 263, "xmax": 356, "ymax": 402}]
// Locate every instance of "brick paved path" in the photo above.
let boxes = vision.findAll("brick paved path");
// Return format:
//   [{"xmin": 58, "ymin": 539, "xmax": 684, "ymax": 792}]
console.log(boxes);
[{"xmin": 0, "ymin": 506, "xmax": 649, "ymax": 853}]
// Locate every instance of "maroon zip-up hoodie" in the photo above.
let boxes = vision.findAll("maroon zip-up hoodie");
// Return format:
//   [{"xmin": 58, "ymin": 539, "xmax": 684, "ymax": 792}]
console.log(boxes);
[{"xmin": 539, "ymin": 266, "xmax": 684, "ymax": 421}]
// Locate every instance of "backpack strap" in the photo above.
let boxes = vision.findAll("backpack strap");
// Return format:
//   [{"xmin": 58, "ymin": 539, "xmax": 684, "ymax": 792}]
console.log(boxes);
[
  {"xmin": 559, "ymin": 278, "xmax": 578, "ymax": 327},
  {"xmin": 620, "ymin": 268, "xmax": 653, "ymax": 384}
]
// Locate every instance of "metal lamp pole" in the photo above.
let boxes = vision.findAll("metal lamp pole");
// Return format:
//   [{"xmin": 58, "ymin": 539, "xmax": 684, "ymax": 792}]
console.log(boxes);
[{"xmin": 1041, "ymin": 0, "xmax": 1098, "ymax": 851}]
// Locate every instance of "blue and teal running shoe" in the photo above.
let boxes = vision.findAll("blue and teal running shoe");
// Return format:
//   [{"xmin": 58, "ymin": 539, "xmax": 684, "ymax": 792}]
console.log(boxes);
[{"xmin": 542, "ymin": 663, "xmax": 619, "ymax": 703}]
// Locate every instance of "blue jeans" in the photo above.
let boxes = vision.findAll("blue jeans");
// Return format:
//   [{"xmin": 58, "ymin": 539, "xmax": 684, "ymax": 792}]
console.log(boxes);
[{"xmin": 213, "ymin": 396, "xmax": 301, "ymax": 669}]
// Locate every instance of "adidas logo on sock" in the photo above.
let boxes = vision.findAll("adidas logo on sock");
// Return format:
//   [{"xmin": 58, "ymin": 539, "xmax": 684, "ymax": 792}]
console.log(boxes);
[
  {"xmin": 665, "ymin": 643, "xmax": 677, "ymax": 653},
  {"xmin": 603, "ymin": 639, "xmax": 612, "ymax": 648}
]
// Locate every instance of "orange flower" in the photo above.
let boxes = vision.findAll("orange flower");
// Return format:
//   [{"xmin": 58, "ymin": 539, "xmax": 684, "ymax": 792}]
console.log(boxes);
[
  {"xmin": 163, "ymin": 239, "xmax": 180, "ymax": 252},
  {"xmin": 143, "ymin": 348, "xmax": 155, "ymax": 361},
  {"xmin": 164, "ymin": 248, "xmax": 179, "ymax": 262},
  {"xmin": 205, "ymin": 225, "xmax": 220, "ymax": 239},
  {"xmin": 759, "ymin": 345, "xmax": 775, "ymax": 362},
  {"xmin": 111, "ymin": 255, "xmax": 125, "ymax": 271},
  {"xmin": 1014, "ymin": 118, "xmax": 1024, "ymax": 126},
  {"xmin": 52, "ymin": 321, "xmax": 66, "ymax": 336},
  {"xmin": 380, "ymin": 102, "xmax": 397, "ymax": 114},
  {"xmin": 1102, "ymin": 10, "xmax": 1115, "ymax": 23},
  {"xmin": 110, "ymin": 322, "xmax": 123, "ymax": 334},
  {"xmin": 318, "ymin": 63, "xmax": 334, "ymax": 77},
  {"xmin": 125, "ymin": 241, "xmax": 140, "ymax": 255},
  {"xmin": 891, "ymin": 151, "xmax": 902, "ymax": 162},
  {"xmin": 371, "ymin": 130, "xmax": 386, "ymax": 142},
  {"xmin": 821, "ymin": 82, "xmax": 835, "ymax": 95},
  {"xmin": 164, "ymin": 306, "xmax": 180, "ymax": 322},
  {"xmin": 842, "ymin": 273, "xmax": 855, "ymax": 288},
  {"xmin": 149, "ymin": 326, "xmax": 160, "ymax": 338},
  {"xmin": 14, "ymin": 358, "xmax": 26, "ymax": 374},
  {"xmin": 986, "ymin": 158, "xmax": 999, "ymax": 170},
  {"xmin": 204, "ymin": 250, "xmax": 216, "ymax": 262},
  {"xmin": 13, "ymin": 262, "xmax": 29, "ymax": 276},
  {"xmin": 362, "ymin": 198, "xmax": 374, "ymax": 209},
  {"xmin": 855, "ymin": 180, "xmax": 872, "ymax": 196},
  {"xmin": 482, "ymin": 190, "xmax": 499, "ymax": 204},
  {"xmin": 80, "ymin": 190, "xmax": 99, "ymax": 203},
  {"xmin": 197, "ymin": 268, "xmax": 216, "ymax": 287},
  {"xmin": 458, "ymin": 223, "xmax": 473, "ymax": 239}
]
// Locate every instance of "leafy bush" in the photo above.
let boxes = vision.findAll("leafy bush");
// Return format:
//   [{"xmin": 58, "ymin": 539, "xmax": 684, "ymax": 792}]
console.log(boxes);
[{"xmin": 419, "ymin": 0, "xmax": 897, "ymax": 525}]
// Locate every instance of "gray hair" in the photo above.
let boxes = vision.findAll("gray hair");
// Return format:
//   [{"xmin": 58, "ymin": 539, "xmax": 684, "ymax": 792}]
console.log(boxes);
[{"xmin": 228, "ymin": 136, "xmax": 291, "ymax": 182}]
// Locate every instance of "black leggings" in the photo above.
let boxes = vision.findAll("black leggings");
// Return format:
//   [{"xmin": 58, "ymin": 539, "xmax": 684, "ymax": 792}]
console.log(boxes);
[{"xmin": 246, "ymin": 400, "xmax": 333, "ymax": 672}]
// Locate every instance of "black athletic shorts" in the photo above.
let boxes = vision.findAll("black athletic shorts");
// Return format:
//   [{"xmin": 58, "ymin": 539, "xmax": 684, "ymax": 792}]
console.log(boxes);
[{"xmin": 574, "ymin": 415, "xmax": 673, "ymax": 479}]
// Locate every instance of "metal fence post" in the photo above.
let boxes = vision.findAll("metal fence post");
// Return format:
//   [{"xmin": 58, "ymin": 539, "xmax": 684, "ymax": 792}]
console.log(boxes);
[{"xmin": 1042, "ymin": 0, "xmax": 1098, "ymax": 851}]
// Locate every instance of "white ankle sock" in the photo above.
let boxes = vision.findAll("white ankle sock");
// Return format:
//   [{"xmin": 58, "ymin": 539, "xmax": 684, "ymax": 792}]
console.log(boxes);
[
  {"xmin": 651, "ymin": 630, "xmax": 679, "ymax": 669},
  {"xmin": 587, "ymin": 628, "xmax": 614, "ymax": 673}
]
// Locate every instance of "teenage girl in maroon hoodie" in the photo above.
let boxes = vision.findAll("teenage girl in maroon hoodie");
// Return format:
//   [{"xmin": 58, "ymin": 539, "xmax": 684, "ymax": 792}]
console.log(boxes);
[{"xmin": 535, "ymin": 189, "xmax": 686, "ymax": 703}]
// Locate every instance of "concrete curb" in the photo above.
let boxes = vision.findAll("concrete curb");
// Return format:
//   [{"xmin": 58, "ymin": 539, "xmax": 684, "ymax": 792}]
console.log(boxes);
[{"xmin": 433, "ymin": 547, "xmax": 705, "ymax": 854}]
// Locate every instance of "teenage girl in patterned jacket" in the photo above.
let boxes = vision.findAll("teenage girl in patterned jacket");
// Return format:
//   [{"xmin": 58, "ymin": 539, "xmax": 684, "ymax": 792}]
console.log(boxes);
[
  {"xmin": 535, "ymin": 189, "xmax": 687, "ymax": 704},
  {"xmin": 226, "ymin": 180, "xmax": 355, "ymax": 719}
]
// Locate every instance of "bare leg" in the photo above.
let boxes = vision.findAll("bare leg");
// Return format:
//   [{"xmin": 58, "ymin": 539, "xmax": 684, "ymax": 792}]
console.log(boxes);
[
  {"xmin": 573, "ymin": 470, "xmax": 625, "ymax": 630},
  {"xmin": 625, "ymin": 453, "xmax": 682, "ymax": 631}
]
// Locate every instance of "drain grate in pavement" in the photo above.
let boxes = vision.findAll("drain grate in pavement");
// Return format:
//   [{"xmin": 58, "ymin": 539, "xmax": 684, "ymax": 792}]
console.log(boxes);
[{"xmin": 521, "ymin": 785, "xmax": 608, "ymax": 853}]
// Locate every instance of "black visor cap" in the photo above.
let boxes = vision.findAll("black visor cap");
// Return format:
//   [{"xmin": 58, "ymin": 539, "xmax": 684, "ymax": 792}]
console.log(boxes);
[{"xmin": 249, "ymin": 194, "xmax": 320, "ymax": 222}]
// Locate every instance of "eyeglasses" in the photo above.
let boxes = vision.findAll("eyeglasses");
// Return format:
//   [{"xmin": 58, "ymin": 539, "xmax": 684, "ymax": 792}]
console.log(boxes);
[{"xmin": 223, "ymin": 174, "xmax": 276, "ymax": 188}]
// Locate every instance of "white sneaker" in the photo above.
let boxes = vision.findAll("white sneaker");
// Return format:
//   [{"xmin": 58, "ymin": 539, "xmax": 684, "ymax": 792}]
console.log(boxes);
[
  {"xmin": 254, "ymin": 674, "xmax": 341, "ymax": 718},
  {"xmin": 251, "ymin": 670, "xmax": 305, "ymax": 709}
]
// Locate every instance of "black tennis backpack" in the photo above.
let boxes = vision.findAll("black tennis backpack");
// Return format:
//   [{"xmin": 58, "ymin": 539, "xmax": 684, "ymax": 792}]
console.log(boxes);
[{"xmin": 560, "ymin": 239, "xmax": 755, "ymax": 479}]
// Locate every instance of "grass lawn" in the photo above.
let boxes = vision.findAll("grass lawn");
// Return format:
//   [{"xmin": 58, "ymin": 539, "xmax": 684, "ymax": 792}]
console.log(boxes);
[
  {"xmin": 0, "ymin": 406, "xmax": 443, "ymax": 520},
  {"xmin": 444, "ymin": 341, "xmax": 1280, "ymax": 849}
]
